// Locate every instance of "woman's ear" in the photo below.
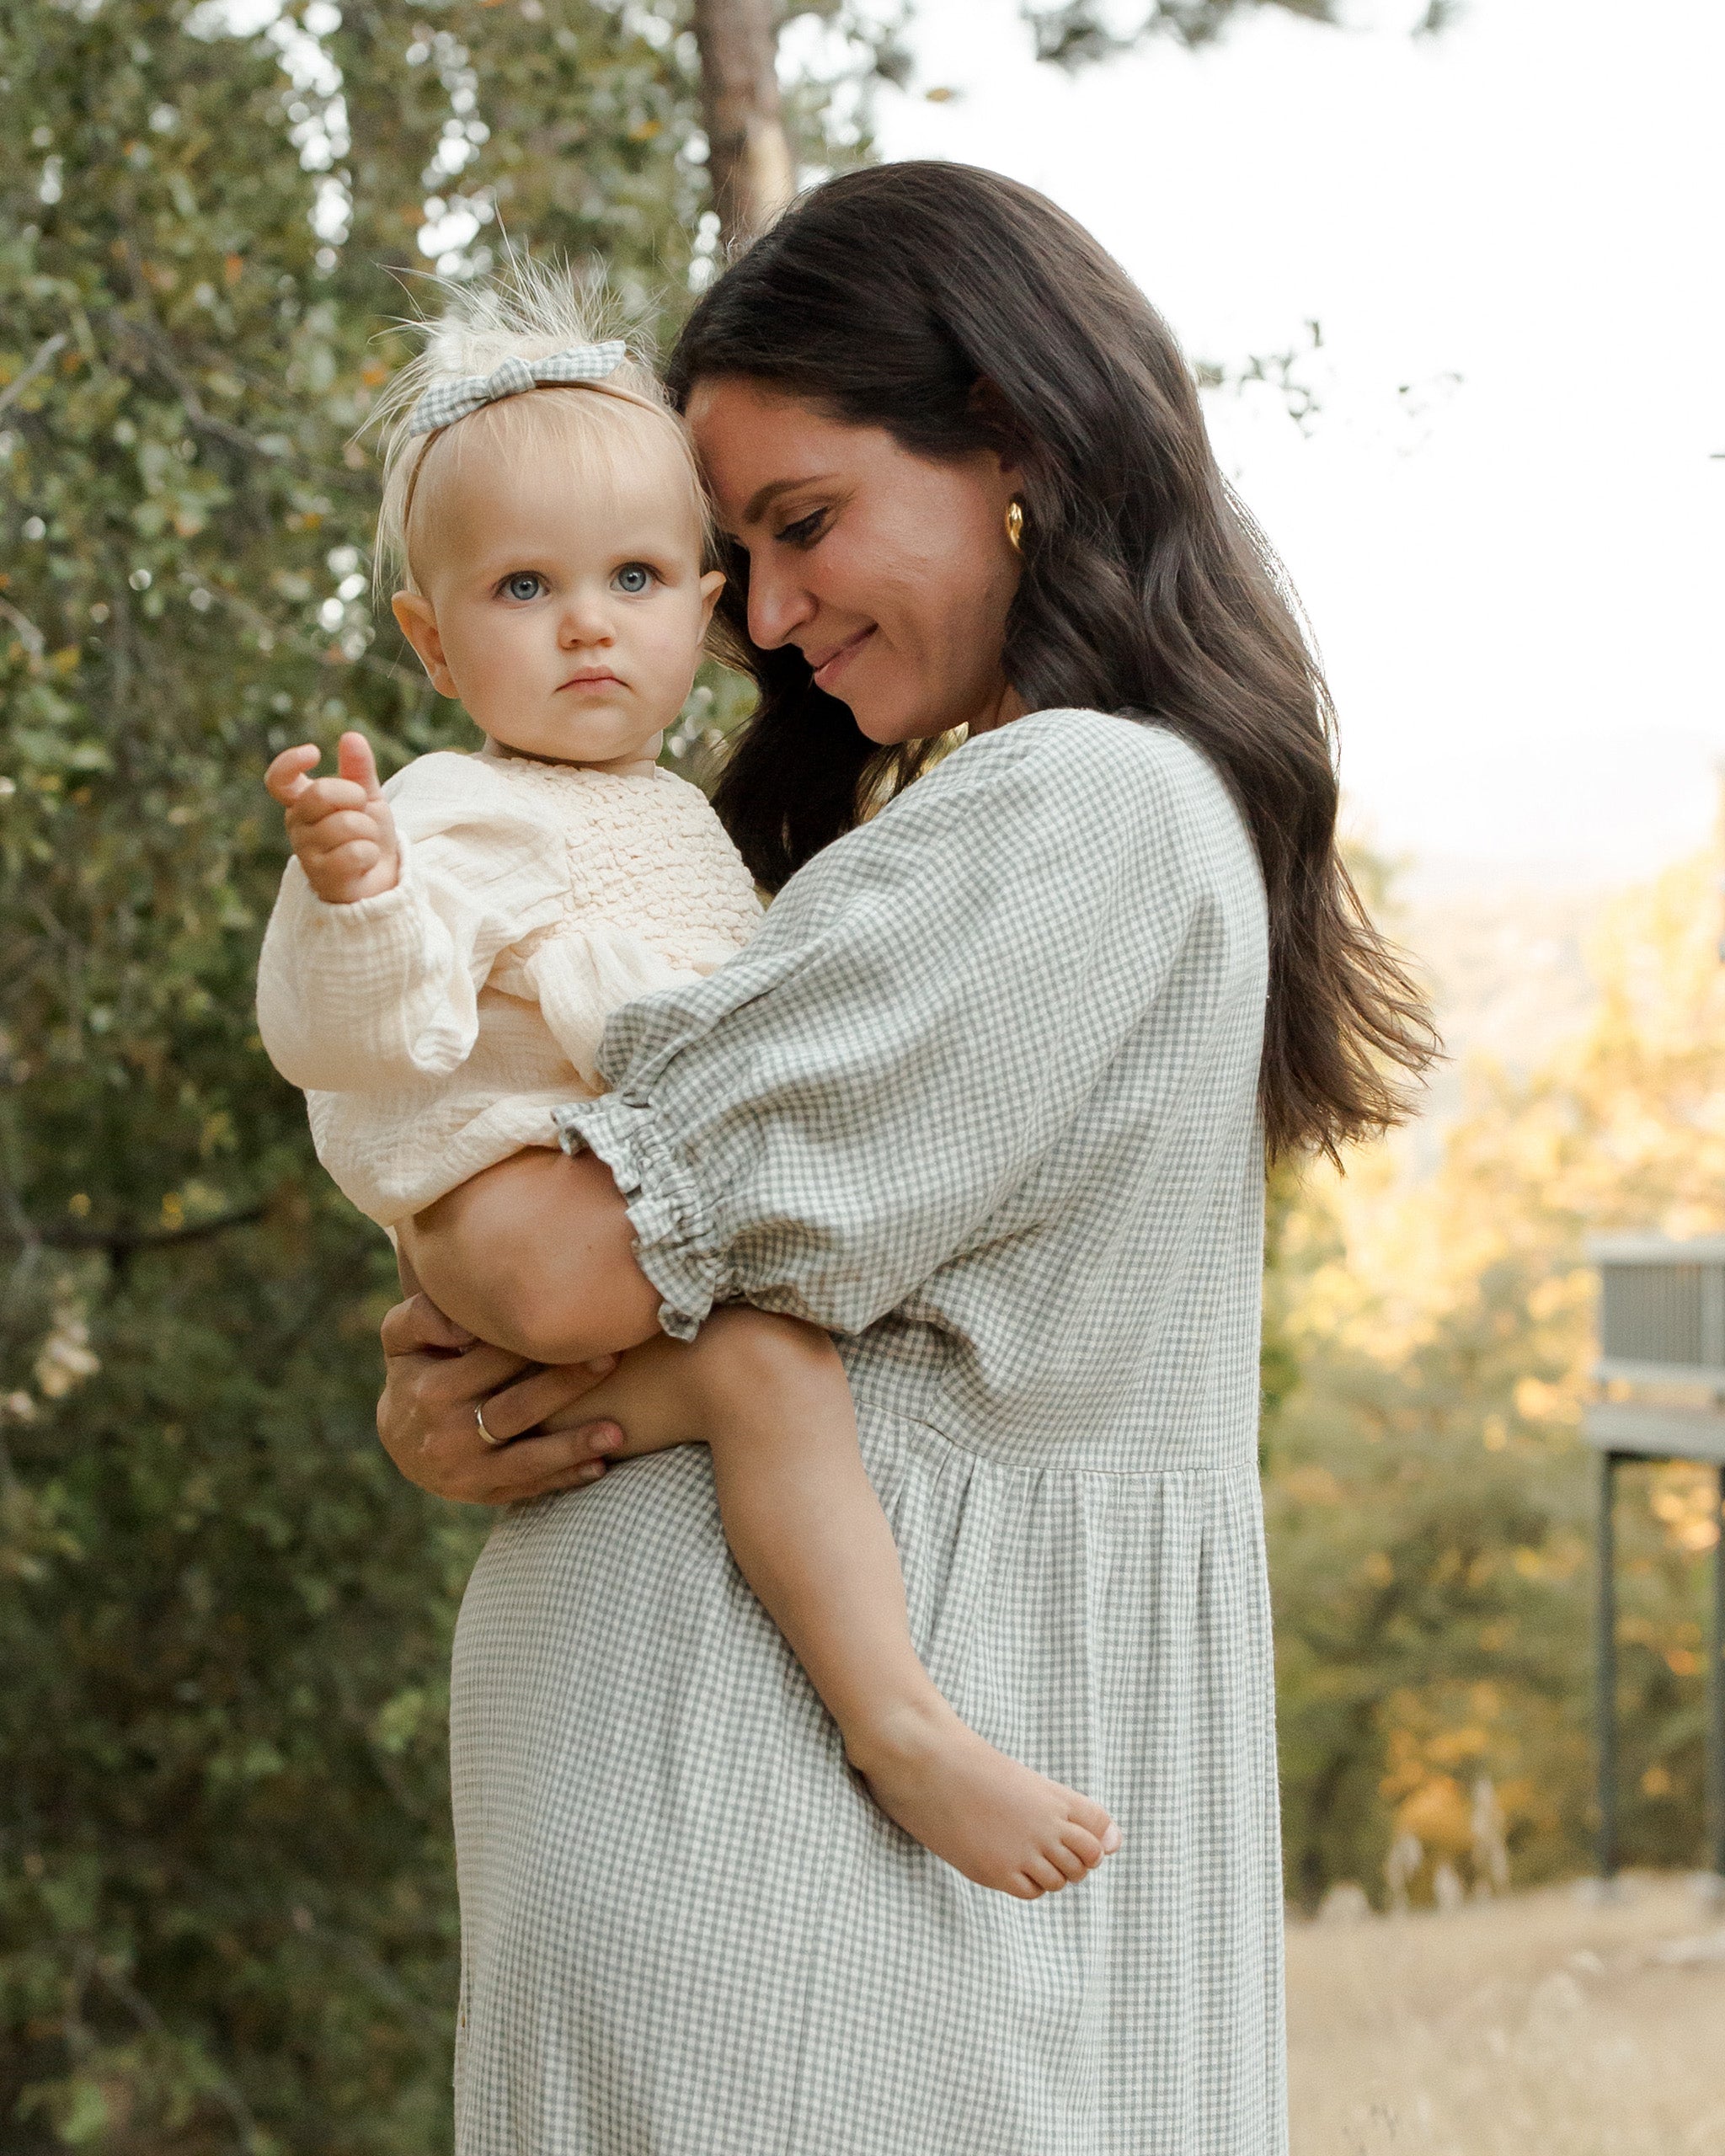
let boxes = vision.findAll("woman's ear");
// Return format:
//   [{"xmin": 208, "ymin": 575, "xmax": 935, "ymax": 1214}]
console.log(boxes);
[
  {"xmin": 392, "ymin": 590, "xmax": 457, "ymax": 697},
  {"xmin": 966, "ymin": 376, "xmax": 1025, "ymax": 475}
]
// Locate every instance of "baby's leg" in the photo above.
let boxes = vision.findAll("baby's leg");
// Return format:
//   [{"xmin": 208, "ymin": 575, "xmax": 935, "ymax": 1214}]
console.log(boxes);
[
  {"xmin": 620, "ymin": 1307, "xmax": 1121, "ymax": 1901},
  {"xmin": 399, "ymin": 1147, "xmax": 663, "ymax": 1366}
]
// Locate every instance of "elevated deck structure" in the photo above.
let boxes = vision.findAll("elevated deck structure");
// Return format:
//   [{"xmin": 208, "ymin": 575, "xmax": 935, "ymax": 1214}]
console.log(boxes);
[{"xmin": 1584, "ymin": 1236, "xmax": 1725, "ymax": 1884}]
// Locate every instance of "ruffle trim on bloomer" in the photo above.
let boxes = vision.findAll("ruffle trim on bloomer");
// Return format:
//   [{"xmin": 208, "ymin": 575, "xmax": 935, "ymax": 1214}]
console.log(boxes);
[{"xmin": 553, "ymin": 1092, "xmax": 732, "ymax": 1342}]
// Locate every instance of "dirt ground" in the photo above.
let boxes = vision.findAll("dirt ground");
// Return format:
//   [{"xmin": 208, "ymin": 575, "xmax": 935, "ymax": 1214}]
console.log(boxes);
[{"xmin": 1287, "ymin": 1872, "xmax": 1725, "ymax": 2155}]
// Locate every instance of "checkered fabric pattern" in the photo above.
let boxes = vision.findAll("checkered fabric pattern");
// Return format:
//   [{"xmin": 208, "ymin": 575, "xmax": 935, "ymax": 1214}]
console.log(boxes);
[
  {"xmin": 451, "ymin": 710, "xmax": 1288, "ymax": 2154},
  {"xmin": 405, "ymin": 342, "xmax": 628, "ymax": 435}
]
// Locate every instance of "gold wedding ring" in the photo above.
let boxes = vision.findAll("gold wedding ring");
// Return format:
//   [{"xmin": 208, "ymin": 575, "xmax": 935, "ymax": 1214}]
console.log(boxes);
[{"xmin": 474, "ymin": 1401, "xmax": 507, "ymax": 1449}]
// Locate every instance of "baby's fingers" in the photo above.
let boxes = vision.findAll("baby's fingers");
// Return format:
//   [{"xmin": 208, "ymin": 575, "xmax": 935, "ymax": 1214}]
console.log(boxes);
[
  {"xmin": 295, "ymin": 806, "xmax": 390, "ymax": 857},
  {"xmin": 337, "ymin": 729, "xmax": 384, "ymax": 798},
  {"xmin": 286, "ymin": 777, "xmax": 377, "ymax": 828},
  {"xmin": 264, "ymin": 743, "xmax": 320, "ymax": 805}
]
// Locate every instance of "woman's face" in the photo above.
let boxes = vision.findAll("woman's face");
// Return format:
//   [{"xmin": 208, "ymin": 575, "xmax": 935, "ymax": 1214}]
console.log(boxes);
[{"xmin": 685, "ymin": 378, "xmax": 1026, "ymax": 744}]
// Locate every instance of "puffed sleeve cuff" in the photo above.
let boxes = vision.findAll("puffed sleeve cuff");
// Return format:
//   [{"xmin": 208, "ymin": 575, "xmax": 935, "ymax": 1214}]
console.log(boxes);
[{"xmin": 553, "ymin": 1091, "xmax": 734, "ymax": 1343}]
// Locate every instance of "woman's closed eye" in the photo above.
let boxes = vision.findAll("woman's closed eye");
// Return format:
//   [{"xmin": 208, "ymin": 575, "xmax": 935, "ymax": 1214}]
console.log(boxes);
[{"xmin": 776, "ymin": 507, "xmax": 829, "ymax": 549}]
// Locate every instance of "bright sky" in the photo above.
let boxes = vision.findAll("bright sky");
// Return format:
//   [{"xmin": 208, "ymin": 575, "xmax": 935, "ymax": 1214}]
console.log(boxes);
[{"xmin": 869, "ymin": 0, "xmax": 1724, "ymax": 892}]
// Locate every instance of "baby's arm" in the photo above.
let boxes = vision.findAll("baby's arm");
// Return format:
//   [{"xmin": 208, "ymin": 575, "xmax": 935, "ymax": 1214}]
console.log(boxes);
[{"xmin": 258, "ymin": 734, "xmax": 537, "ymax": 1097}]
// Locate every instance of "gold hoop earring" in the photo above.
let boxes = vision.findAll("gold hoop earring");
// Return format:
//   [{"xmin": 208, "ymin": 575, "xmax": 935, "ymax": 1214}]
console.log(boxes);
[{"xmin": 1005, "ymin": 499, "xmax": 1024, "ymax": 552}]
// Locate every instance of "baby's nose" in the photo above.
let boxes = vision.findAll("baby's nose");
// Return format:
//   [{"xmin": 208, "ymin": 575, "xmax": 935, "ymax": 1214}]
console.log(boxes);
[{"xmin": 558, "ymin": 595, "xmax": 615, "ymax": 643}]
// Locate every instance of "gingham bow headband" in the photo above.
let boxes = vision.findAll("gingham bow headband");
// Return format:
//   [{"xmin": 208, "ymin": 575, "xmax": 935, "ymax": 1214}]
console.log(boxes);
[{"xmin": 405, "ymin": 341, "xmax": 629, "ymax": 436}]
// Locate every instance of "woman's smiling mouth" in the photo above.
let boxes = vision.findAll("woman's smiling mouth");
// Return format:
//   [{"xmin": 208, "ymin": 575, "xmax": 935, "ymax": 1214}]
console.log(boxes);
[{"xmin": 809, "ymin": 626, "xmax": 874, "ymax": 690}]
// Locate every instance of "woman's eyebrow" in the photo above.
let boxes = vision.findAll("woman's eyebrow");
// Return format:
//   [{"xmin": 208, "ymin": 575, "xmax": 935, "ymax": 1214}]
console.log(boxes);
[{"xmin": 741, "ymin": 474, "xmax": 836, "ymax": 524}]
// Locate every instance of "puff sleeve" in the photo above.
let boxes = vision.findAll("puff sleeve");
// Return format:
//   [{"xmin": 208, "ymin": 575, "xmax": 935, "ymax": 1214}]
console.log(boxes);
[
  {"xmin": 554, "ymin": 711, "xmax": 1247, "ymax": 1342},
  {"xmin": 255, "ymin": 760, "xmax": 569, "ymax": 1094}
]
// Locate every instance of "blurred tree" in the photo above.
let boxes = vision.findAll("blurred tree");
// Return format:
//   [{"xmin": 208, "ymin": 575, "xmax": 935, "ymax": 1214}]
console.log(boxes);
[
  {"xmin": 0, "ymin": 0, "xmax": 889, "ymax": 2146},
  {"xmin": 694, "ymin": 0, "xmax": 794, "ymax": 250},
  {"xmin": 1270, "ymin": 850, "xmax": 1725, "ymax": 1910},
  {"xmin": 1024, "ymin": 0, "xmax": 1338, "ymax": 69},
  {"xmin": 1023, "ymin": 0, "xmax": 1460, "ymax": 69}
]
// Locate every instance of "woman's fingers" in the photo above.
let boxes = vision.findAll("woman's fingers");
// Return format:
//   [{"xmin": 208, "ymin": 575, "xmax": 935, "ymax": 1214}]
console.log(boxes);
[
  {"xmin": 483, "ymin": 1356, "xmax": 617, "ymax": 1440},
  {"xmin": 469, "ymin": 1428, "xmax": 618, "ymax": 1503},
  {"xmin": 412, "ymin": 1340, "xmax": 533, "ymax": 1409},
  {"xmin": 376, "ymin": 1294, "xmax": 627, "ymax": 1504},
  {"xmin": 380, "ymin": 1292, "xmax": 475, "ymax": 1356},
  {"xmin": 485, "ymin": 1431, "xmax": 621, "ymax": 1500},
  {"xmin": 499, "ymin": 1416, "xmax": 622, "ymax": 1465}
]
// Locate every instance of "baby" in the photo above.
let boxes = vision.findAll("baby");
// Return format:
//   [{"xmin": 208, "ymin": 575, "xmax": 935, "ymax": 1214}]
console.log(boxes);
[{"xmin": 256, "ymin": 270, "xmax": 1118, "ymax": 1900}]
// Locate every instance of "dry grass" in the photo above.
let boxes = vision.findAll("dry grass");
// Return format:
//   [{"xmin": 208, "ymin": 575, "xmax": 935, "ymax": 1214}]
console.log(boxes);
[{"xmin": 1288, "ymin": 1872, "xmax": 1725, "ymax": 2154}]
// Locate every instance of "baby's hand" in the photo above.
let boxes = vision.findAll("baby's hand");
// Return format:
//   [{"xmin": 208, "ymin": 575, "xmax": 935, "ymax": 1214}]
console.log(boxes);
[{"xmin": 265, "ymin": 731, "xmax": 401, "ymax": 905}]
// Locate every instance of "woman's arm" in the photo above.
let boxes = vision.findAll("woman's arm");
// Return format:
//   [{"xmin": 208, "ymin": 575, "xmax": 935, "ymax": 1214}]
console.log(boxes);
[{"xmin": 398, "ymin": 1145, "xmax": 665, "ymax": 1364}]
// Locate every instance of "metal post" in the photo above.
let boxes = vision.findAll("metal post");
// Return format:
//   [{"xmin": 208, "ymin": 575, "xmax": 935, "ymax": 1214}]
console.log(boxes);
[
  {"xmin": 1710, "ymin": 1463, "xmax": 1725, "ymax": 1881},
  {"xmin": 1597, "ymin": 1449, "xmax": 1619, "ymax": 1882}
]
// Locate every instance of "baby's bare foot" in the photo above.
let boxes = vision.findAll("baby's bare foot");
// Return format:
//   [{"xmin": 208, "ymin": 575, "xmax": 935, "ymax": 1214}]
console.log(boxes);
[{"xmin": 848, "ymin": 1696, "xmax": 1121, "ymax": 1900}]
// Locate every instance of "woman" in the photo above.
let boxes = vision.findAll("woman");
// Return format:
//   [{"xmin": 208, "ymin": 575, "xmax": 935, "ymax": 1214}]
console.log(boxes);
[{"xmin": 378, "ymin": 161, "xmax": 1432, "ymax": 2153}]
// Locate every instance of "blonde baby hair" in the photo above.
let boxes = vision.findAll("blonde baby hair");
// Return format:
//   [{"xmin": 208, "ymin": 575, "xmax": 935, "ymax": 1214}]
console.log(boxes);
[{"xmin": 371, "ymin": 256, "xmax": 710, "ymax": 600}]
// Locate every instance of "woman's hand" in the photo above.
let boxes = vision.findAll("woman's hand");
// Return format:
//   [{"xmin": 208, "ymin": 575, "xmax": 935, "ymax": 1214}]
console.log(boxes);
[{"xmin": 377, "ymin": 1292, "xmax": 628, "ymax": 1506}]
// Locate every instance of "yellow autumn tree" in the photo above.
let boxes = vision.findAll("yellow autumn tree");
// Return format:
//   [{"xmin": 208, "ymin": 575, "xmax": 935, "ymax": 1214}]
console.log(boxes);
[{"xmin": 1270, "ymin": 848, "xmax": 1725, "ymax": 1909}]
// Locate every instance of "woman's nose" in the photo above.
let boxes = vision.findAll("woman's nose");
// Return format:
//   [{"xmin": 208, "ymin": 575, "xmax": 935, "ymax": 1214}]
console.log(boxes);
[{"xmin": 744, "ymin": 553, "xmax": 814, "ymax": 653}]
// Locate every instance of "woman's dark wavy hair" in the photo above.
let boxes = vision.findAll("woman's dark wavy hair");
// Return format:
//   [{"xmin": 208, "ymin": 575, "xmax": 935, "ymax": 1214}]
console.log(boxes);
[{"xmin": 665, "ymin": 160, "xmax": 1436, "ymax": 1161}]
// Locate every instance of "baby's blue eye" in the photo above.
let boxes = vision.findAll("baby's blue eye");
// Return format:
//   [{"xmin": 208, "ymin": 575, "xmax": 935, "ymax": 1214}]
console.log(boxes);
[
  {"xmin": 504, "ymin": 573, "xmax": 543, "ymax": 602},
  {"xmin": 614, "ymin": 563, "xmax": 653, "ymax": 595}
]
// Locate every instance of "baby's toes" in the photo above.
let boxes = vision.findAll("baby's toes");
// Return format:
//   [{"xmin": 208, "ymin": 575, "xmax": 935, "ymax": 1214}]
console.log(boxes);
[
  {"xmin": 1060, "ymin": 1820, "xmax": 1106, "ymax": 1871},
  {"xmin": 1044, "ymin": 1837, "xmax": 1088, "ymax": 1884},
  {"xmin": 1068, "ymin": 1791, "xmax": 1116, "ymax": 1844},
  {"xmin": 1023, "ymin": 1852, "xmax": 1070, "ymax": 1896},
  {"xmin": 1006, "ymin": 1871, "xmax": 1047, "ymax": 1903}
]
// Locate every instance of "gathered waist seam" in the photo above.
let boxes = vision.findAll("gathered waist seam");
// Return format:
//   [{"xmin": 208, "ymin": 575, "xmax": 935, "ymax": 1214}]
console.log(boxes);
[{"xmin": 851, "ymin": 1396, "xmax": 1260, "ymax": 1483}]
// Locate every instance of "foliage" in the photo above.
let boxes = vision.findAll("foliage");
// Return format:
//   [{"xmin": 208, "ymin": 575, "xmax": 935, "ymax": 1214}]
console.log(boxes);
[
  {"xmin": 1270, "ymin": 851, "xmax": 1725, "ymax": 1910},
  {"xmin": 1021, "ymin": 0, "xmax": 1461, "ymax": 72},
  {"xmin": 0, "ymin": 0, "xmax": 887, "ymax": 2145},
  {"xmin": 1023, "ymin": 0, "xmax": 1338, "ymax": 70}
]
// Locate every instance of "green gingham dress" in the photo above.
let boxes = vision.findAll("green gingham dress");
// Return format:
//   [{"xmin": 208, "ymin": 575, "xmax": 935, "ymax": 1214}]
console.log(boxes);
[{"xmin": 449, "ymin": 708, "xmax": 1285, "ymax": 2154}]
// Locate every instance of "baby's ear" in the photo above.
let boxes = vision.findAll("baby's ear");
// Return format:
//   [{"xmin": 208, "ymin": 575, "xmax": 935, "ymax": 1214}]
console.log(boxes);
[
  {"xmin": 391, "ymin": 590, "xmax": 456, "ymax": 697},
  {"xmin": 697, "ymin": 568, "xmax": 725, "ymax": 629}
]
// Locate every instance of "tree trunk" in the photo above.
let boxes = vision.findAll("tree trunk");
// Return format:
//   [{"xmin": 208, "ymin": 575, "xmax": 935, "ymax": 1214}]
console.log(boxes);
[{"xmin": 692, "ymin": 0, "xmax": 796, "ymax": 253}]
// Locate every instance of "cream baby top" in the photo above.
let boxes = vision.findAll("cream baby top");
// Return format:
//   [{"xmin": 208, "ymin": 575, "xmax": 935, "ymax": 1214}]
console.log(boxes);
[{"xmin": 256, "ymin": 748, "xmax": 762, "ymax": 1229}]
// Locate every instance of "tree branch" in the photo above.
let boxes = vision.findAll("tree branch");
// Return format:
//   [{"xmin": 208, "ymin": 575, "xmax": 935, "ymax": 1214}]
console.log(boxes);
[
  {"xmin": 93, "ymin": 1958, "xmax": 265, "ymax": 2148},
  {"xmin": 0, "ymin": 331, "xmax": 68, "ymax": 417},
  {"xmin": 98, "ymin": 304, "xmax": 368, "ymax": 493},
  {"xmin": 36, "ymin": 1205, "xmax": 268, "ymax": 1259},
  {"xmin": 0, "ymin": 597, "xmax": 46, "ymax": 660}
]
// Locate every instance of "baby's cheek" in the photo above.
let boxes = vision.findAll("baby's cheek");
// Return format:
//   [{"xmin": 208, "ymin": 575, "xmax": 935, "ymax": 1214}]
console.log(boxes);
[
  {"xmin": 459, "ymin": 623, "xmax": 531, "ymax": 717},
  {"xmin": 652, "ymin": 599, "xmax": 710, "ymax": 683}
]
